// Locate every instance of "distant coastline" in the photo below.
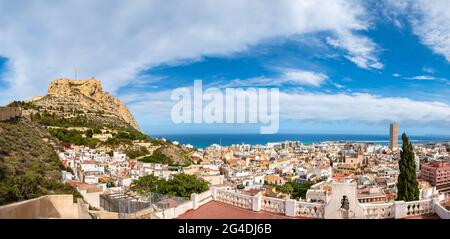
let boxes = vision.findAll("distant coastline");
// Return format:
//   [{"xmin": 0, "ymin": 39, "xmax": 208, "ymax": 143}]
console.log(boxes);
[{"xmin": 152, "ymin": 133, "xmax": 450, "ymax": 149}]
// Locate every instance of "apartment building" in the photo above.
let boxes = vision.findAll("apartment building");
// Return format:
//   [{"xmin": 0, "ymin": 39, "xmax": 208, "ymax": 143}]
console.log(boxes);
[{"xmin": 420, "ymin": 161, "xmax": 450, "ymax": 193}]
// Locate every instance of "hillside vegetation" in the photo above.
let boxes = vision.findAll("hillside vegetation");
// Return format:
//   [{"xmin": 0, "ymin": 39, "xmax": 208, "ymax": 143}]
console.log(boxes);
[
  {"xmin": 141, "ymin": 145, "xmax": 192, "ymax": 167},
  {"xmin": 21, "ymin": 98, "xmax": 192, "ymax": 165},
  {"xmin": 0, "ymin": 118, "xmax": 81, "ymax": 205},
  {"xmin": 1, "ymin": 79, "xmax": 194, "ymax": 206},
  {"xmin": 9, "ymin": 100, "xmax": 193, "ymax": 166}
]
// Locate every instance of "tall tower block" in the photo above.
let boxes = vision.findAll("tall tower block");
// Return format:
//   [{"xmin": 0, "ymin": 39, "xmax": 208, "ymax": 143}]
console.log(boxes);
[{"xmin": 389, "ymin": 123, "xmax": 398, "ymax": 151}]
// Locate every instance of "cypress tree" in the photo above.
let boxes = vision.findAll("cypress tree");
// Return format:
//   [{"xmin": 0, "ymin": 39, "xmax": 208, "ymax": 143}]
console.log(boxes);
[{"xmin": 396, "ymin": 133, "xmax": 420, "ymax": 201}]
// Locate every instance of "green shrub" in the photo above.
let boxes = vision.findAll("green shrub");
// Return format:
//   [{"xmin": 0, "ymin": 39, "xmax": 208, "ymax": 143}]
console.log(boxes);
[
  {"xmin": 140, "ymin": 149, "xmax": 170, "ymax": 164},
  {"xmin": 48, "ymin": 128, "xmax": 99, "ymax": 147},
  {"xmin": 125, "ymin": 147, "xmax": 150, "ymax": 159}
]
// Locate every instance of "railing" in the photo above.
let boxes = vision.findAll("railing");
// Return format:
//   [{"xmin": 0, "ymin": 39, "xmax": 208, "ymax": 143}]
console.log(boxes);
[
  {"xmin": 207, "ymin": 188, "xmax": 444, "ymax": 219},
  {"xmin": 216, "ymin": 189, "xmax": 252, "ymax": 209},
  {"xmin": 192, "ymin": 191, "xmax": 213, "ymax": 208},
  {"xmin": 434, "ymin": 200, "xmax": 450, "ymax": 219},
  {"xmin": 361, "ymin": 203, "xmax": 395, "ymax": 219},
  {"xmin": 173, "ymin": 201, "xmax": 194, "ymax": 217},
  {"xmin": 261, "ymin": 197, "xmax": 285, "ymax": 214},
  {"xmin": 196, "ymin": 191, "xmax": 212, "ymax": 204},
  {"xmin": 296, "ymin": 202, "xmax": 325, "ymax": 218},
  {"xmin": 405, "ymin": 199, "xmax": 433, "ymax": 217}
]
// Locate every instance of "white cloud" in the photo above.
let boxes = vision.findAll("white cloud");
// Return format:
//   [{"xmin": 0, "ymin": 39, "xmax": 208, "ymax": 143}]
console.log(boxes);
[
  {"xmin": 333, "ymin": 83, "xmax": 345, "ymax": 89},
  {"xmin": 122, "ymin": 87, "xmax": 450, "ymax": 132},
  {"xmin": 0, "ymin": 0, "xmax": 377, "ymax": 104},
  {"xmin": 385, "ymin": 0, "xmax": 450, "ymax": 63},
  {"xmin": 326, "ymin": 32, "xmax": 384, "ymax": 70},
  {"xmin": 281, "ymin": 69, "xmax": 328, "ymax": 87},
  {"xmin": 217, "ymin": 68, "xmax": 328, "ymax": 87},
  {"xmin": 404, "ymin": 75, "xmax": 449, "ymax": 83},
  {"xmin": 406, "ymin": 75, "xmax": 437, "ymax": 80},
  {"xmin": 422, "ymin": 66, "xmax": 435, "ymax": 74},
  {"xmin": 123, "ymin": 90, "xmax": 175, "ymax": 123},
  {"xmin": 392, "ymin": 73, "xmax": 401, "ymax": 77},
  {"xmin": 279, "ymin": 92, "xmax": 450, "ymax": 126},
  {"xmin": 410, "ymin": 1, "xmax": 450, "ymax": 62}
]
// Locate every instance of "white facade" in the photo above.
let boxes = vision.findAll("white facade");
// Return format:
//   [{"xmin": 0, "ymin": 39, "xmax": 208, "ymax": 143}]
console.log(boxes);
[
  {"xmin": 81, "ymin": 163, "xmax": 105, "ymax": 174},
  {"xmin": 113, "ymin": 152, "xmax": 127, "ymax": 161}
]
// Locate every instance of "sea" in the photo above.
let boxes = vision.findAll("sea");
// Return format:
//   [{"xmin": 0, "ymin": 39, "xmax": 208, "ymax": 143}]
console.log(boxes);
[{"xmin": 152, "ymin": 134, "xmax": 450, "ymax": 149}]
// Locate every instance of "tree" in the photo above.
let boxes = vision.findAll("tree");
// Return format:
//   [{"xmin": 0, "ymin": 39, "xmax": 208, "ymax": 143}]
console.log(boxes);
[
  {"xmin": 277, "ymin": 183, "xmax": 294, "ymax": 195},
  {"xmin": 272, "ymin": 181, "xmax": 312, "ymax": 199},
  {"xmin": 396, "ymin": 133, "xmax": 420, "ymax": 201},
  {"xmin": 131, "ymin": 174, "xmax": 160, "ymax": 194},
  {"xmin": 131, "ymin": 173, "xmax": 209, "ymax": 198},
  {"xmin": 86, "ymin": 129, "xmax": 94, "ymax": 138},
  {"xmin": 165, "ymin": 174, "xmax": 210, "ymax": 198}
]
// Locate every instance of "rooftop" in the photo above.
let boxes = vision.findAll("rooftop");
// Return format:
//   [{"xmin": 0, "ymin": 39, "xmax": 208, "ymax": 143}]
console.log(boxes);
[{"xmin": 177, "ymin": 201, "xmax": 302, "ymax": 219}]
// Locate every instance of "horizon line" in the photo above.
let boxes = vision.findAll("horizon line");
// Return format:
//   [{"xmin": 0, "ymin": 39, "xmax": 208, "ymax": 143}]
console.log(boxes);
[{"xmin": 149, "ymin": 132, "xmax": 450, "ymax": 137}]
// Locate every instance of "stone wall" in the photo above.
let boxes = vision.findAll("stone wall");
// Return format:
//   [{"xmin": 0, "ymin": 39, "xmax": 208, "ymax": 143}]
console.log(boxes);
[
  {"xmin": 153, "ymin": 191, "xmax": 213, "ymax": 219},
  {"xmin": 0, "ymin": 107, "xmax": 22, "ymax": 121},
  {"xmin": 0, "ymin": 195, "xmax": 89, "ymax": 219}
]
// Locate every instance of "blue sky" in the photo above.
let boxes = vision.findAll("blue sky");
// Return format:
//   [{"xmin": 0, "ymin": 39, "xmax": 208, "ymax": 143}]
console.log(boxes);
[{"xmin": 0, "ymin": 0, "xmax": 450, "ymax": 136}]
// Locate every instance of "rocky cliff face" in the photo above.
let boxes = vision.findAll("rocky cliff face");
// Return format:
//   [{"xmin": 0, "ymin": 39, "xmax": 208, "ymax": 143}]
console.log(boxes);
[{"xmin": 32, "ymin": 78, "xmax": 140, "ymax": 130}]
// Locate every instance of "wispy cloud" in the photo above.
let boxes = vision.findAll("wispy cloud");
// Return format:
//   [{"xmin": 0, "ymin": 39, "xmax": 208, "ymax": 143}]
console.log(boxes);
[
  {"xmin": 218, "ymin": 68, "xmax": 328, "ymax": 88},
  {"xmin": 279, "ymin": 91, "xmax": 450, "ymax": 126},
  {"xmin": 123, "ymin": 88, "xmax": 450, "ymax": 132},
  {"xmin": 277, "ymin": 68, "xmax": 328, "ymax": 87},
  {"xmin": 333, "ymin": 83, "xmax": 345, "ymax": 89},
  {"xmin": 385, "ymin": 0, "xmax": 450, "ymax": 63},
  {"xmin": 404, "ymin": 75, "xmax": 449, "ymax": 83},
  {"xmin": 422, "ymin": 66, "xmax": 435, "ymax": 74},
  {"xmin": 0, "ymin": 0, "xmax": 375, "ymax": 104},
  {"xmin": 326, "ymin": 32, "xmax": 384, "ymax": 70},
  {"xmin": 405, "ymin": 75, "xmax": 438, "ymax": 80}
]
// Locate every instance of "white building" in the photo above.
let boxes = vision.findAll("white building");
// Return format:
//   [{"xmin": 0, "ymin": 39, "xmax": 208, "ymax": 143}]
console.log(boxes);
[
  {"xmin": 113, "ymin": 152, "xmax": 127, "ymax": 161},
  {"xmin": 81, "ymin": 161, "xmax": 105, "ymax": 174}
]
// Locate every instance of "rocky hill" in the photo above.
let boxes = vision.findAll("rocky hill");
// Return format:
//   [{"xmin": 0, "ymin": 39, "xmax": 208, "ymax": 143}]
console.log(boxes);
[
  {"xmin": 30, "ymin": 78, "xmax": 139, "ymax": 130},
  {"xmin": 8, "ymin": 78, "xmax": 192, "ymax": 165},
  {"xmin": 0, "ymin": 78, "xmax": 193, "ymax": 206}
]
